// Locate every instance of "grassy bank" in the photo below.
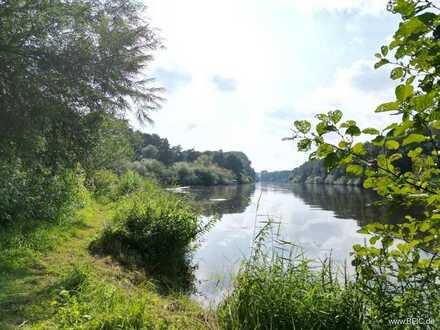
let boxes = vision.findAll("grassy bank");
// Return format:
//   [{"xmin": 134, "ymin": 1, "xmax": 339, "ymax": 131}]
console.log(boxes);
[
  {"xmin": 0, "ymin": 194, "xmax": 216, "ymax": 329},
  {"xmin": 217, "ymin": 221, "xmax": 440, "ymax": 330}
]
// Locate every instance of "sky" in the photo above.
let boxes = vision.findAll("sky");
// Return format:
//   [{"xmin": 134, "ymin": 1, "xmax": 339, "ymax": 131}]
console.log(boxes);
[{"xmin": 133, "ymin": 0, "xmax": 400, "ymax": 171}]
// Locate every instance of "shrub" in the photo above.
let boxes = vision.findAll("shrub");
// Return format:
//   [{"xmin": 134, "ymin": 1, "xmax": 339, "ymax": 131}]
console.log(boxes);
[
  {"xmin": 114, "ymin": 190, "xmax": 200, "ymax": 260},
  {"xmin": 116, "ymin": 170, "xmax": 144, "ymax": 197},
  {"xmin": 91, "ymin": 186, "xmax": 204, "ymax": 290},
  {"xmin": 91, "ymin": 169, "xmax": 119, "ymax": 200},
  {"xmin": 0, "ymin": 158, "xmax": 88, "ymax": 225}
]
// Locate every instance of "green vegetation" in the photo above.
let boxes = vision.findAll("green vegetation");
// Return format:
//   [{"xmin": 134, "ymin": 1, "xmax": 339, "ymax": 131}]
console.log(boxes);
[
  {"xmin": 0, "ymin": 195, "xmax": 215, "ymax": 329},
  {"xmin": 0, "ymin": 1, "xmax": 216, "ymax": 328},
  {"xmin": 218, "ymin": 222, "xmax": 363, "ymax": 330},
  {"xmin": 283, "ymin": 0, "xmax": 440, "ymax": 327},
  {"xmin": 259, "ymin": 170, "xmax": 292, "ymax": 183},
  {"xmin": 1, "ymin": 0, "xmax": 439, "ymax": 328},
  {"xmin": 90, "ymin": 174, "xmax": 206, "ymax": 291},
  {"xmin": 128, "ymin": 131, "xmax": 256, "ymax": 185},
  {"xmin": 220, "ymin": 1, "xmax": 440, "ymax": 329},
  {"xmin": 290, "ymin": 159, "xmax": 363, "ymax": 185}
]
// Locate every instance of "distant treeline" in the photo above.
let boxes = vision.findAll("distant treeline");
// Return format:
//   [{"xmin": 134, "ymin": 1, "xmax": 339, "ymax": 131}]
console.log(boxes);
[
  {"xmin": 290, "ymin": 159, "xmax": 362, "ymax": 185},
  {"xmin": 259, "ymin": 164, "xmax": 361, "ymax": 186},
  {"xmin": 289, "ymin": 139, "xmax": 435, "ymax": 186},
  {"xmin": 126, "ymin": 128, "xmax": 256, "ymax": 186},
  {"xmin": 290, "ymin": 143, "xmax": 380, "ymax": 186},
  {"xmin": 259, "ymin": 170, "xmax": 292, "ymax": 183},
  {"xmin": 262, "ymin": 144, "xmax": 381, "ymax": 186}
]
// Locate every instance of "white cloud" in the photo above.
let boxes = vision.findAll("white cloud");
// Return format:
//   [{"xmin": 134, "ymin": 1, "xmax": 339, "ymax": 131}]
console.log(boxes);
[
  {"xmin": 277, "ymin": 59, "xmax": 395, "ymax": 155},
  {"xmin": 280, "ymin": 0, "xmax": 389, "ymax": 15},
  {"xmin": 134, "ymin": 0, "xmax": 397, "ymax": 171}
]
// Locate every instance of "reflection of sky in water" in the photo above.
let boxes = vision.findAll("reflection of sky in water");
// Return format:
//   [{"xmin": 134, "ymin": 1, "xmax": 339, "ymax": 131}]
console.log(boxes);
[{"xmin": 191, "ymin": 183, "xmax": 372, "ymax": 306}]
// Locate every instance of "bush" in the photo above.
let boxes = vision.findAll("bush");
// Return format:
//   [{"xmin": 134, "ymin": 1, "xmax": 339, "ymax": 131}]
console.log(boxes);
[
  {"xmin": 91, "ymin": 169, "xmax": 119, "ymax": 200},
  {"xmin": 114, "ymin": 190, "xmax": 200, "ymax": 260},
  {"xmin": 116, "ymin": 170, "xmax": 144, "ymax": 197},
  {"xmin": 91, "ymin": 185, "xmax": 203, "ymax": 290},
  {"xmin": 0, "ymin": 158, "xmax": 88, "ymax": 225}
]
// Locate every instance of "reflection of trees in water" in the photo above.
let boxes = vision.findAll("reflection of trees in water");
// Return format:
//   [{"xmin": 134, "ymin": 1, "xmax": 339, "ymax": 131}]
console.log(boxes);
[
  {"xmin": 188, "ymin": 184, "xmax": 255, "ymax": 216},
  {"xmin": 289, "ymin": 184, "xmax": 409, "ymax": 227}
]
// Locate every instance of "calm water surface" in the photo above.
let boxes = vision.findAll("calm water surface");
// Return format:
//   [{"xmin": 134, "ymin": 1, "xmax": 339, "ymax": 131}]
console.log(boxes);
[{"xmin": 186, "ymin": 183, "xmax": 402, "ymax": 305}]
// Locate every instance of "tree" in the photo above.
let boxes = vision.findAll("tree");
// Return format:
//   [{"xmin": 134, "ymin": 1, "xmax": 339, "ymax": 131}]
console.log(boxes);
[
  {"xmin": 0, "ymin": 0, "xmax": 162, "ymax": 171},
  {"xmin": 141, "ymin": 145, "xmax": 159, "ymax": 159},
  {"xmin": 287, "ymin": 0, "xmax": 439, "ymax": 324}
]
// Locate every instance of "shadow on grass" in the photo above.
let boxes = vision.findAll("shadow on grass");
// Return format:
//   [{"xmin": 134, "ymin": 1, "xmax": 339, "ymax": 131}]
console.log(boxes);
[
  {"xmin": 0, "ymin": 216, "xmax": 88, "ymax": 328},
  {"xmin": 89, "ymin": 231, "xmax": 197, "ymax": 295}
]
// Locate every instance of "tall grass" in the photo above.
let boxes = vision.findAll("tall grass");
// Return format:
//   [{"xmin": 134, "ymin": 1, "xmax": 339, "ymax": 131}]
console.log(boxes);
[{"xmin": 218, "ymin": 221, "xmax": 363, "ymax": 330}]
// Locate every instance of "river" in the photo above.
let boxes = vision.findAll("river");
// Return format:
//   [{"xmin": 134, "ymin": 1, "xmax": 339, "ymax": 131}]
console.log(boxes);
[{"xmin": 182, "ymin": 183, "xmax": 404, "ymax": 306}]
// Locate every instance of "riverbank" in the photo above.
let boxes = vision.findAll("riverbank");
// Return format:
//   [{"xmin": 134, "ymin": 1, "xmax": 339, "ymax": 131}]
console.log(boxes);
[{"xmin": 0, "ymin": 199, "xmax": 217, "ymax": 329}]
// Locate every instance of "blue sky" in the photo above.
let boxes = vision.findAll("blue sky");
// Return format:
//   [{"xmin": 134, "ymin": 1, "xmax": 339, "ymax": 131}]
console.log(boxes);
[{"xmin": 134, "ymin": 0, "xmax": 400, "ymax": 171}]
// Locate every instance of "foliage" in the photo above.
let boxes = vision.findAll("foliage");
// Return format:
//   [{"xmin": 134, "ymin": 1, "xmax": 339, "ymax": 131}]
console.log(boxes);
[
  {"xmin": 287, "ymin": 0, "xmax": 440, "ymax": 327},
  {"xmin": 0, "ymin": 159, "xmax": 88, "ymax": 225},
  {"xmin": 90, "ymin": 169, "xmax": 119, "ymax": 200},
  {"xmin": 0, "ymin": 201, "xmax": 214, "ymax": 330},
  {"xmin": 84, "ymin": 115, "xmax": 135, "ymax": 174},
  {"xmin": 115, "ymin": 170, "xmax": 145, "ymax": 197},
  {"xmin": 131, "ymin": 158, "xmax": 176, "ymax": 184},
  {"xmin": 0, "ymin": 0, "xmax": 160, "ymax": 227},
  {"xmin": 128, "ymin": 131, "xmax": 256, "ymax": 185},
  {"xmin": 90, "ymin": 178, "xmax": 205, "ymax": 290},
  {"xmin": 290, "ymin": 159, "xmax": 363, "ymax": 185},
  {"xmin": 218, "ymin": 222, "xmax": 363, "ymax": 330},
  {"xmin": 259, "ymin": 170, "xmax": 292, "ymax": 183},
  {"xmin": 0, "ymin": 0, "xmax": 161, "ymax": 171}
]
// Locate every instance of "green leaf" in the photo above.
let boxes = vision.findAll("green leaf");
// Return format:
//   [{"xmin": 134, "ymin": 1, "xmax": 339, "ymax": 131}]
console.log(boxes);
[
  {"xmin": 402, "ymin": 134, "xmax": 427, "ymax": 146},
  {"xmin": 397, "ymin": 17, "xmax": 427, "ymax": 37},
  {"xmin": 416, "ymin": 12, "xmax": 437, "ymax": 25},
  {"xmin": 362, "ymin": 128, "xmax": 380, "ymax": 135},
  {"xmin": 329, "ymin": 110, "xmax": 343, "ymax": 124},
  {"xmin": 294, "ymin": 120, "xmax": 312, "ymax": 134},
  {"xmin": 352, "ymin": 143, "xmax": 366, "ymax": 155},
  {"xmin": 315, "ymin": 113, "xmax": 328, "ymax": 121},
  {"xmin": 316, "ymin": 122, "xmax": 327, "ymax": 136},
  {"xmin": 381, "ymin": 45, "xmax": 389, "ymax": 57},
  {"xmin": 375, "ymin": 102, "xmax": 400, "ymax": 112},
  {"xmin": 432, "ymin": 121, "xmax": 440, "ymax": 130},
  {"xmin": 323, "ymin": 152, "xmax": 339, "ymax": 170},
  {"xmin": 389, "ymin": 153, "xmax": 403, "ymax": 162},
  {"xmin": 297, "ymin": 138, "xmax": 312, "ymax": 151},
  {"xmin": 385, "ymin": 140, "xmax": 400, "ymax": 150},
  {"xmin": 372, "ymin": 135, "xmax": 385, "ymax": 147},
  {"xmin": 317, "ymin": 143, "xmax": 334, "ymax": 157},
  {"xmin": 374, "ymin": 59, "xmax": 389, "ymax": 69},
  {"xmin": 346, "ymin": 126, "xmax": 361, "ymax": 136},
  {"xmin": 390, "ymin": 67, "xmax": 404, "ymax": 80},
  {"xmin": 369, "ymin": 236, "xmax": 380, "ymax": 245},
  {"xmin": 395, "ymin": 84, "xmax": 413, "ymax": 102},
  {"xmin": 412, "ymin": 94, "xmax": 434, "ymax": 112},
  {"xmin": 346, "ymin": 164, "xmax": 363, "ymax": 176},
  {"xmin": 394, "ymin": 0, "xmax": 415, "ymax": 17},
  {"xmin": 408, "ymin": 147, "xmax": 423, "ymax": 159}
]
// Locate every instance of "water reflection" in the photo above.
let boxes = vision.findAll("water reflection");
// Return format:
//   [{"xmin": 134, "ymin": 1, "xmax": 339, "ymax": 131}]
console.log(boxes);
[
  {"xmin": 189, "ymin": 183, "xmax": 407, "ymax": 306},
  {"xmin": 189, "ymin": 184, "xmax": 255, "ymax": 216},
  {"xmin": 289, "ymin": 184, "xmax": 405, "ymax": 226}
]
